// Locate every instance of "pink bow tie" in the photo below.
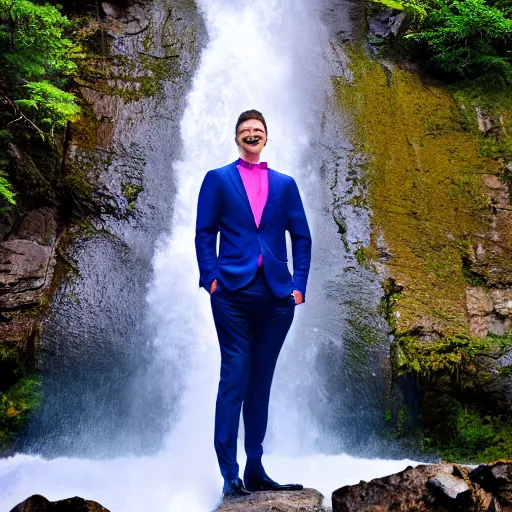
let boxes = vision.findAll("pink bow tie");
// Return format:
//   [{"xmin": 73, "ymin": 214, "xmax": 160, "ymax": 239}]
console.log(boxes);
[{"xmin": 238, "ymin": 158, "xmax": 268, "ymax": 170}]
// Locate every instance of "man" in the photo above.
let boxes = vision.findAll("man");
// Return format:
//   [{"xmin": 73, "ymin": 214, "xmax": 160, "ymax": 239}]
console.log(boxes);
[{"xmin": 195, "ymin": 110, "xmax": 312, "ymax": 497}]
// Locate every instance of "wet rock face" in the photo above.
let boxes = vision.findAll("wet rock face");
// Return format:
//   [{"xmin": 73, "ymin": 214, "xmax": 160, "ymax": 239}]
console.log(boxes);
[
  {"xmin": 332, "ymin": 462, "xmax": 512, "ymax": 512},
  {"xmin": 216, "ymin": 488, "xmax": 325, "ymax": 512},
  {"xmin": 0, "ymin": 207, "xmax": 58, "ymax": 356},
  {"xmin": 10, "ymin": 495, "xmax": 110, "ymax": 512}
]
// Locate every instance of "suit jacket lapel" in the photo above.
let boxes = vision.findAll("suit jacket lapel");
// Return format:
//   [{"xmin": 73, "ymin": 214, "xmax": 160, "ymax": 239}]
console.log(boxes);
[{"xmin": 228, "ymin": 161, "xmax": 257, "ymax": 227}]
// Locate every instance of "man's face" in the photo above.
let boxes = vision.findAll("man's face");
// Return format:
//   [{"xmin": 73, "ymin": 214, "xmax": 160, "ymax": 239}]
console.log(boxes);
[{"xmin": 236, "ymin": 119, "xmax": 267, "ymax": 156}]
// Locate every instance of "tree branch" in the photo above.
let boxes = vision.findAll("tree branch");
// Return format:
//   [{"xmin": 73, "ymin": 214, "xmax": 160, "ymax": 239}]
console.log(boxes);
[{"xmin": 0, "ymin": 89, "xmax": 43, "ymax": 137}]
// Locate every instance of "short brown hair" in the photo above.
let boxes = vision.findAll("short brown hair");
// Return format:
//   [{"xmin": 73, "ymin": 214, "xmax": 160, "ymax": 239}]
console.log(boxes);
[{"xmin": 235, "ymin": 110, "xmax": 267, "ymax": 136}]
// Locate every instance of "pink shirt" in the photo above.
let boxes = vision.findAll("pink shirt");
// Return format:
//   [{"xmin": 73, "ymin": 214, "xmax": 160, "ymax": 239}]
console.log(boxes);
[{"xmin": 237, "ymin": 163, "xmax": 268, "ymax": 267}]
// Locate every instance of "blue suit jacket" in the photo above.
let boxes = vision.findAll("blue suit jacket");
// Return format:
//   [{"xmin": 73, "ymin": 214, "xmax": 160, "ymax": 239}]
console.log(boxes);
[{"xmin": 195, "ymin": 160, "xmax": 312, "ymax": 299}]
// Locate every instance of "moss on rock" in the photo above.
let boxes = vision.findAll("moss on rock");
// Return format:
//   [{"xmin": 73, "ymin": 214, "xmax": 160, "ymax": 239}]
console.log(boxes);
[
  {"xmin": 334, "ymin": 46, "xmax": 490, "ymax": 337},
  {"xmin": 334, "ymin": 43, "xmax": 512, "ymax": 461},
  {"xmin": 0, "ymin": 375, "xmax": 42, "ymax": 453}
]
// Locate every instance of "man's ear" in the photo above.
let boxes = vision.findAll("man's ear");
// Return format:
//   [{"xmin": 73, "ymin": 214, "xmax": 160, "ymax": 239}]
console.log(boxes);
[{"xmin": 235, "ymin": 136, "xmax": 240, "ymax": 146}]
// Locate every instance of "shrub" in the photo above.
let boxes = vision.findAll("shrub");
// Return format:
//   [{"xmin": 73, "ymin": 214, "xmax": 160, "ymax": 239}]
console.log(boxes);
[
  {"xmin": 0, "ymin": 0, "xmax": 82, "ymax": 139},
  {"xmin": 370, "ymin": 0, "xmax": 512, "ymax": 81}
]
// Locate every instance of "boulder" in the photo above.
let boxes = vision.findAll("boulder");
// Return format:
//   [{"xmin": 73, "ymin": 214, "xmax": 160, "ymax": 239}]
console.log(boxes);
[
  {"xmin": 368, "ymin": 9, "xmax": 406, "ymax": 39},
  {"xmin": 471, "ymin": 461, "xmax": 512, "ymax": 506},
  {"xmin": 10, "ymin": 494, "xmax": 110, "ymax": 511},
  {"xmin": 216, "ymin": 488, "xmax": 325, "ymax": 512},
  {"xmin": 427, "ymin": 472, "xmax": 474, "ymax": 509},
  {"xmin": 331, "ymin": 463, "xmax": 509, "ymax": 512}
]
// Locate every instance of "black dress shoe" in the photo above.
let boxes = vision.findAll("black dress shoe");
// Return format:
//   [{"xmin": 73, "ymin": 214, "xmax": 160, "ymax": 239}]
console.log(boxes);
[
  {"xmin": 222, "ymin": 477, "xmax": 252, "ymax": 497},
  {"xmin": 244, "ymin": 473, "xmax": 304, "ymax": 492}
]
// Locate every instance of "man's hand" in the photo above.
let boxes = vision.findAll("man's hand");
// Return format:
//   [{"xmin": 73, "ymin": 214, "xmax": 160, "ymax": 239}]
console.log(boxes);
[
  {"xmin": 210, "ymin": 279, "xmax": 218, "ymax": 295},
  {"xmin": 293, "ymin": 290, "xmax": 303, "ymax": 305}
]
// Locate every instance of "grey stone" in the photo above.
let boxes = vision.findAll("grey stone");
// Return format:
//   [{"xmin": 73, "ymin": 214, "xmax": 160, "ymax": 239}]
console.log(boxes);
[
  {"xmin": 368, "ymin": 9, "xmax": 405, "ymax": 39},
  {"xmin": 490, "ymin": 288, "xmax": 512, "ymax": 317},
  {"xmin": 216, "ymin": 488, "xmax": 325, "ymax": 512},
  {"xmin": 427, "ymin": 473, "xmax": 472, "ymax": 504},
  {"xmin": 466, "ymin": 287, "xmax": 494, "ymax": 316},
  {"xmin": 10, "ymin": 494, "xmax": 110, "ymax": 511},
  {"xmin": 487, "ymin": 314, "xmax": 512, "ymax": 336},
  {"xmin": 471, "ymin": 461, "xmax": 512, "ymax": 505}
]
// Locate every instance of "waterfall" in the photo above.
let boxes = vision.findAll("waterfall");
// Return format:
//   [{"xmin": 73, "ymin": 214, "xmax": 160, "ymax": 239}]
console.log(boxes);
[{"xmin": 0, "ymin": 1, "xmax": 417, "ymax": 510}]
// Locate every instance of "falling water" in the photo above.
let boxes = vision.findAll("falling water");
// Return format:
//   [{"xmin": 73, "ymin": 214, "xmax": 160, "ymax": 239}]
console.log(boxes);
[{"xmin": 0, "ymin": 1, "xmax": 417, "ymax": 510}]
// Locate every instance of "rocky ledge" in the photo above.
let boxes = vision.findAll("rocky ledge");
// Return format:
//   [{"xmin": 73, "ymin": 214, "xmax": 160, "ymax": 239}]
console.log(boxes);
[
  {"xmin": 10, "ymin": 495, "xmax": 110, "ymax": 511},
  {"xmin": 333, "ymin": 461, "xmax": 512, "ymax": 512},
  {"xmin": 11, "ymin": 463, "xmax": 512, "ymax": 512},
  {"xmin": 216, "ymin": 488, "xmax": 325, "ymax": 512},
  {"xmin": 11, "ymin": 489, "xmax": 326, "ymax": 512}
]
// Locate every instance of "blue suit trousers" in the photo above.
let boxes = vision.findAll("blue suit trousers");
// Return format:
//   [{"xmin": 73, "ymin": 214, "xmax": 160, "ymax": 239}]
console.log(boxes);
[{"xmin": 210, "ymin": 268, "xmax": 295, "ymax": 482}]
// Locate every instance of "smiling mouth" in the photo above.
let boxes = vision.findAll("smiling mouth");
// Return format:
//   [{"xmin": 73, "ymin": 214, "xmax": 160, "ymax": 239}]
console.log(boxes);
[{"xmin": 242, "ymin": 136, "xmax": 262, "ymax": 146}]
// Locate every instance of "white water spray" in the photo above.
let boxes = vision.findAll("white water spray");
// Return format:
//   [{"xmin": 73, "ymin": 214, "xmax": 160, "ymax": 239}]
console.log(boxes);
[{"xmin": 0, "ymin": 2, "xmax": 417, "ymax": 510}]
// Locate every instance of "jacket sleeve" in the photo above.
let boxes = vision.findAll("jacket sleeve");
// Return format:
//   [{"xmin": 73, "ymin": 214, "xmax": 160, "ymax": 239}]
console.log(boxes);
[
  {"xmin": 287, "ymin": 178, "xmax": 312, "ymax": 298},
  {"xmin": 195, "ymin": 170, "xmax": 221, "ymax": 292}
]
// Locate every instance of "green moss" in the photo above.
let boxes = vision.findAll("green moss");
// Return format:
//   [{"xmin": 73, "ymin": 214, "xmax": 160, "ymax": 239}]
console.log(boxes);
[
  {"xmin": 122, "ymin": 182, "xmax": 143, "ymax": 214},
  {"xmin": 452, "ymin": 78, "xmax": 512, "ymax": 172},
  {"xmin": 450, "ymin": 77, "xmax": 512, "ymax": 286},
  {"xmin": 0, "ymin": 375, "xmax": 42, "ymax": 453},
  {"xmin": 354, "ymin": 245, "xmax": 372, "ymax": 269},
  {"xmin": 334, "ymin": 46, "xmax": 494, "ymax": 338},
  {"xmin": 378, "ymin": 278, "xmax": 404, "ymax": 332},
  {"xmin": 395, "ymin": 407, "xmax": 409, "ymax": 439},
  {"xmin": 498, "ymin": 365, "xmax": 512, "ymax": 377},
  {"xmin": 393, "ymin": 333, "xmax": 512, "ymax": 378},
  {"xmin": 347, "ymin": 318, "xmax": 384, "ymax": 348}
]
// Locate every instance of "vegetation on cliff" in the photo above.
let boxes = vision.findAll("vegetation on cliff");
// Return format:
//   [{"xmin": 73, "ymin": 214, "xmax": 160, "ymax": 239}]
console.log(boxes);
[
  {"xmin": 370, "ymin": 0, "xmax": 512, "ymax": 82},
  {"xmin": 0, "ymin": 0, "xmax": 84, "ymax": 212},
  {"xmin": 334, "ymin": 40, "xmax": 512, "ymax": 462},
  {"xmin": 347, "ymin": 0, "xmax": 512, "ymax": 463}
]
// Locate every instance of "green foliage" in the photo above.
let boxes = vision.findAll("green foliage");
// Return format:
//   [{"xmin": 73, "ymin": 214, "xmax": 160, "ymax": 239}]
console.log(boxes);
[
  {"xmin": 393, "ymin": 333, "xmax": 512, "ymax": 461},
  {"xmin": 0, "ymin": 375, "xmax": 42, "ymax": 453},
  {"xmin": 423, "ymin": 398, "xmax": 512, "ymax": 462},
  {"xmin": 0, "ymin": 171, "xmax": 16, "ymax": 207},
  {"xmin": 0, "ymin": 0, "xmax": 79, "ymax": 77},
  {"xmin": 0, "ymin": 0, "xmax": 82, "ymax": 137},
  {"xmin": 410, "ymin": 0, "xmax": 512, "ymax": 79},
  {"xmin": 371, "ymin": 0, "xmax": 430, "ymax": 20},
  {"xmin": 121, "ymin": 182, "xmax": 144, "ymax": 214},
  {"xmin": 0, "ymin": 343, "xmax": 23, "ymax": 390},
  {"xmin": 370, "ymin": 0, "xmax": 512, "ymax": 81},
  {"xmin": 16, "ymin": 80, "xmax": 80, "ymax": 129}
]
